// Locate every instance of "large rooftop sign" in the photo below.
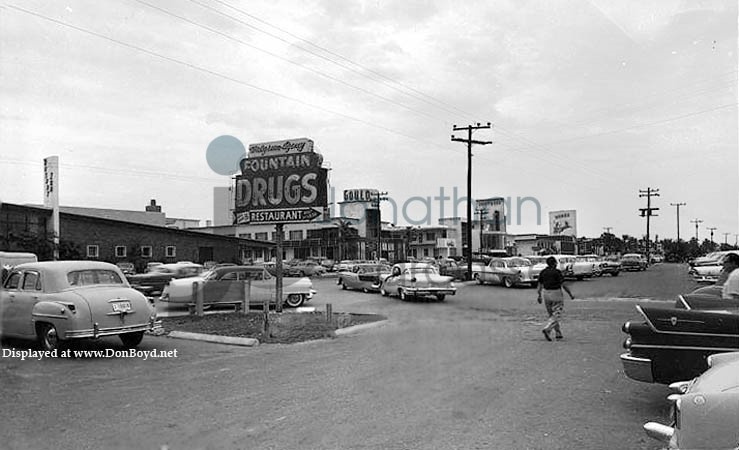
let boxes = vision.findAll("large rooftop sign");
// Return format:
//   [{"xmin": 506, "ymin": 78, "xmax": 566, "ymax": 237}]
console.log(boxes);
[
  {"xmin": 247, "ymin": 137, "xmax": 314, "ymax": 157},
  {"xmin": 234, "ymin": 138, "xmax": 328, "ymax": 225}
]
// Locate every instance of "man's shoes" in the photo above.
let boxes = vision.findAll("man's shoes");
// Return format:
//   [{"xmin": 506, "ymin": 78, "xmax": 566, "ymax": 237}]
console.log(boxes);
[
  {"xmin": 555, "ymin": 334, "xmax": 563, "ymax": 340},
  {"xmin": 542, "ymin": 330, "xmax": 552, "ymax": 341}
]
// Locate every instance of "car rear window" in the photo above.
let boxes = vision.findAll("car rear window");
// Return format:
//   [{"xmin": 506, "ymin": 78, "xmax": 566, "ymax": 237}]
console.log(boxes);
[{"xmin": 67, "ymin": 270, "xmax": 125, "ymax": 286}]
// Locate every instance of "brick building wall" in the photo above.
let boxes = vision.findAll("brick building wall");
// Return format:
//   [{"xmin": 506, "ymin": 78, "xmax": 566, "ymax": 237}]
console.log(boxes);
[{"xmin": 0, "ymin": 203, "xmax": 272, "ymax": 271}]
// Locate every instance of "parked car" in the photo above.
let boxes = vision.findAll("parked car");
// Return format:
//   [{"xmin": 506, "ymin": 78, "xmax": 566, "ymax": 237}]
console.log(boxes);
[
  {"xmin": 127, "ymin": 262, "xmax": 204, "ymax": 297},
  {"xmin": 0, "ymin": 251, "xmax": 37, "ymax": 283},
  {"xmin": 286, "ymin": 260, "xmax": 326, "ymax": 277},
  {"xmin": 379, "ymin": 263, "xmax": 456, "ymax": 301},
  {"xmin": 337, "ymin": 263, "xmax": 391, "ymax": 293},
  {"xmin": 620, "ymin": 297, "xmax": 739, "ymax": 384},
  {"xmin": 0, "ymin": 260, "xmax": 161, "ymax": 350},
  {"xmin": 688, "ymin": 251, "xmax": 739, "ymax": 283},
  {"xmin": 115, "ymin": 262, "xmax": 136, "ymax": 276},
  {"xmin": 160, "ymin": 265, "xmax": 315, "ymax": 308},
  {"xmin": 620, "ymin": 253, "xmax": 648, "ymax": 271},
  {"xmin": 477, "ymin": 257, "xmax": 539, "ymax": 288},
  {"xmin": 598, "ymin": 255, "xmax": 621, "ymax": 277},
  {"xmin": 565, "ymin": 256, "xmax": 598, "ymax": 280},
  {"xmin": 437, "ymin": 258, "xmax": 470, "ymax": 281},
  {"xmin": 643, "ymin": 351, "xmax": 739, "ymax": 449}
]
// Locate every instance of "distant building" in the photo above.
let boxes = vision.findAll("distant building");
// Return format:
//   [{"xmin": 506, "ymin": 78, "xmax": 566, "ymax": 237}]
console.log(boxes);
[
  {"xmin": 513, "ymin": 234, "xmax": 576, "ymax": 255},
  {"xmin": 0, "ymin": 202, "xmax": 272, "ymax": 271}
]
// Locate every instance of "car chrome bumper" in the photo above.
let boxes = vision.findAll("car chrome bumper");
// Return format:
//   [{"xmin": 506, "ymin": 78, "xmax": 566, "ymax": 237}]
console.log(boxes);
[
  {"xmin": 692, "ymin": 275, "xmax": 718, "ymax": 283},
  {"xmin": 65, "ymin": 320, "xmax": 163, "ymax": 339},
  {"xmin": 620, "ymin": 352, "xmax": 654, "ymax": 383},
  {"xmin": 405, "ymin": 288, "xmax": 456, "ymax": 296}
]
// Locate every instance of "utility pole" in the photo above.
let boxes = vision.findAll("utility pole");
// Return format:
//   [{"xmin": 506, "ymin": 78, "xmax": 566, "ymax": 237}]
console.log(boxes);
[
  {"xmin": 639, "ymin": 187, "xmax": 659, "ymax": 265},
  {"xmin": 723, "ymin": 232, "xmax": 730, "ymax": 246},
  {"xmin": 452, "ymin": 122, "xmax": 492, "ymax": 280},
  {"xmin": 603, "ymin": 227, "xmax": 613, "ymax": 234},
  {"xmin": 476, "ymin": 207, "xmax": 489, "ymax": 254},
  {"xmin": 707, "ymin": 227, "xmax": 717, "ymax": 247},
  {"xmin": 372, "ymin": 191, "xmax": 389, "ymax": 260},
  {"xmin": 690, "ymin": 219, "xmax": 703, "ymax": 241},
  {"xmin": 669, "ymin": 202, "xmax": 686, "ymax": 242},
  {"xmin": 734, "ymin": 233, "xmax": 738, "ymax": 247}
]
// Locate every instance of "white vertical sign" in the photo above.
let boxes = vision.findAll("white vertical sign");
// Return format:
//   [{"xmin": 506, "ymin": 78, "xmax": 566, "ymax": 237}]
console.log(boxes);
[{"xmin": 44, "ymin": 156, "xmax": 60, "ymax": 260}]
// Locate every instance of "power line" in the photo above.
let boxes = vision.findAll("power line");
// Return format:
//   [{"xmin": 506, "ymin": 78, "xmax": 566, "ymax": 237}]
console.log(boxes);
[
  {"xmin": 4, "ymin": 4, "xmax": 459, "ymax": 155},
  {"xmin": 132, "ymin": 0, "xmax": 451, "ymax": 124},
  {"xmin": 191, "ymin": 0, "xmax": 471, "ymax": 118}
]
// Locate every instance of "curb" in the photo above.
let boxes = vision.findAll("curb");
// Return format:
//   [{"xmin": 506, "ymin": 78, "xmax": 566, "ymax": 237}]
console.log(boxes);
[
  {"xmin": 166, "ymin": 331, "xmax": 259, "ymax": 347},
  {"xmin": 335, "ymin": 319, "xmax": 389, "ymax": 336}
]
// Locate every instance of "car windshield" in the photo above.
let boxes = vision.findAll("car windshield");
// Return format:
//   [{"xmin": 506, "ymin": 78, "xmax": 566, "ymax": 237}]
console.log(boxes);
[
  {"xmin": 508, "ymin": 258, "xmax": 531, "ymax": 267},
  {"xmin": 67, "ymin": 270, "xmax": 125, "ymax": 286},
  {"xmin": 623, "ymin": 255, "xmax": 641, "ymax": 260}
]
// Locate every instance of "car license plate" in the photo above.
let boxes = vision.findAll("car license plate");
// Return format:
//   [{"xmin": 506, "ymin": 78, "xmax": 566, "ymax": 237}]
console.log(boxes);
[{"xmin": 112, "ymin": 301, "xmax": 131, "ymax": 312}]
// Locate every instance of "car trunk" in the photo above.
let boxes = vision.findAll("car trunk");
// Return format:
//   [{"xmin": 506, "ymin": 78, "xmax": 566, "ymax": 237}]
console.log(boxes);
[{"xmin": 72, "ymin": 286, "xmax": 150, "ymax": 332}]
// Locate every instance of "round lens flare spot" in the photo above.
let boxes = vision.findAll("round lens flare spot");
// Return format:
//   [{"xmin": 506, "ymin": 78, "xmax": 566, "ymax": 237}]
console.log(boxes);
[{"xmin": 206, "ymin": 135, "xmax": 246, "ymax": 176}]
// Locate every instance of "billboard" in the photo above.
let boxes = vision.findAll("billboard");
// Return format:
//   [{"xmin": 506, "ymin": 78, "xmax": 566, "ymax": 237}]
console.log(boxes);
[
  {"xmin": 475, "ymin": 197, "xmax": 505, "ymax": 232},
  {"xmin": 549, "ymin": 210, "xmax": 577, "ymax": 236},
  {"xmin": 234, "ymin": 140, "xmax": 328, "ymax": 225}
]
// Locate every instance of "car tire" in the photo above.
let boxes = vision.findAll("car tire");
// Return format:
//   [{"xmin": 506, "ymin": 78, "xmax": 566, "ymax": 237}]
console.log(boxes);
[
  {"xmin": 436, "ymin": 294, "xmax": 446, "ymax": 301},
  {"xmin": 503, "ymin": 277, "xmax": 514, "ymax": 288},
  {"xmin": 475, "ymin": 274, "xmax": 483, "ymax": 285},
  {"xmin": 611, "ymin": 271, "xmax": 619, "ymax": 277},
  {"xmin": 530, "ymin": 282, "xmax": 538, "ymax": 288},
  {"xmin": 37, "ymin": 323, "xmax": 62, "ymax": 352},
  {"xmin": 120, "ymin": 331, "xmax": 145, "ymax": 348},
  {"xmin": 341, "ymin": 281, "xmax": 347, "ymax": 290},
  {"xmin": 285, "ymin": 294, "xmax": 304, "ymax": 308}
]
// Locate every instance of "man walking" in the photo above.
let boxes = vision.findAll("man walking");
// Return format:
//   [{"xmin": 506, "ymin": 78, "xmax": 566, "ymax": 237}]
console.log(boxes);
[{"xmin": 537, "ymin": 256, "xmax": 575, "ymax": 341}]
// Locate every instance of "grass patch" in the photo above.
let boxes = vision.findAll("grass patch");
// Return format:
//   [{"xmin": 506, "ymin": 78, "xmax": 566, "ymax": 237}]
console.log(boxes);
[{"xmin": 161, "ymin": 311, "xmax": 386, "ymax": 344}]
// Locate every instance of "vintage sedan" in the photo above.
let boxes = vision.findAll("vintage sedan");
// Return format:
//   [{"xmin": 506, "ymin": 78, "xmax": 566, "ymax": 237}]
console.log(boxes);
[
  {"xmin": 437, "ymin": 259, "xmax": 471, "ymax": 281},
  {"xmin": 598, "ymin": 255, "xmax": 621, "ymax": 276},
  {"xmin": 620, "ymin": 253, "xmax": 648, "ymax": 271},
  {"xmin": 337, "ymin": 263, "xmax": 391, "ymax": 293},
  {"xmin": 620, "ymin": 301, "xmax": 739, "ymax": 384},
  {"xmin": 564, "ymin": 255, "xmax": 598, "ymax": 280},
  {"xmin": 126, "ymin": 262, "xmax": 204, "ymax": 296},
  {"xmin": 378, "ymin": 263, "xmax": 456, "ymax": 301},
  {"xmin": 643, "ymin": 351, "xmax": 739, "ymax": 449},
  {"xmin": 160, "ymin": 265, "xmax": 315, "ymax": 308},
  {"xmin": 477, "ymin": 257, "xmax": 539, "ymax": 288},
  {"xmin": 0, "ymin": 261, "xmax": 161, "ymax": 350},
  {"xmin": 286, "ymin": 260, "xmax": 326, "ymax": 278},
  {"xmin": 688, "ymin": 251, "xmax": 739, "ymax": 283}
]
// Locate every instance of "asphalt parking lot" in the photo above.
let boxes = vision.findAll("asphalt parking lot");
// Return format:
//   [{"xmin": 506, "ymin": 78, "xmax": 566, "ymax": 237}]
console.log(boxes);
[{"xmin": 0, "ymin": 263, "xmax": 702, "ymax": 449}]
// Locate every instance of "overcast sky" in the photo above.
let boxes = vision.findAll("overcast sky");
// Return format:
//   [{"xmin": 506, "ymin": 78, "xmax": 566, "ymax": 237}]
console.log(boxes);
[{"xmin": 1, "ymin": 0, "xmax": 737, "ymax": 242}]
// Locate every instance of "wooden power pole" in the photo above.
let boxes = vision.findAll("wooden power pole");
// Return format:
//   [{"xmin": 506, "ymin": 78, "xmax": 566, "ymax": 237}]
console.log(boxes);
[
  {"xmin": 639, "ymin": 187, "xmax": 659, "ymax": 265},
  {"xmin": 452, "ymin": 123, "xmax": 492, "ymax": 280},
  {"xmin": 670, "ymin": 202, "xmax": 686, "ymax": 242}
]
